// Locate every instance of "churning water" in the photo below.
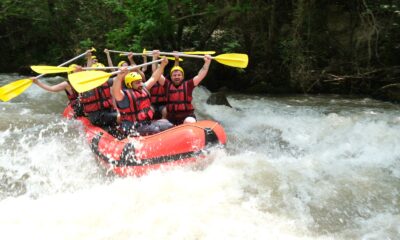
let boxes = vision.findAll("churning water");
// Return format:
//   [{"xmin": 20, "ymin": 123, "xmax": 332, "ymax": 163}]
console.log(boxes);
[{"xmin": 0, "ymin": 74, "xmax": 399, "ymax": 239}]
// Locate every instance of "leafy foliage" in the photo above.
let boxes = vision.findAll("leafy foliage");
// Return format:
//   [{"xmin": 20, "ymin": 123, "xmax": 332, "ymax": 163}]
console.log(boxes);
[{"xmin": 1, "ymin": 0, "xmax": 399, "ymax": 93}]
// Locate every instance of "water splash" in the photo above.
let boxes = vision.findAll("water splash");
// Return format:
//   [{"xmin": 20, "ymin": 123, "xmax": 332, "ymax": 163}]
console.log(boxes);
[{"xmin": 1, "ymin": 75, "xmax": 399, "ymax": 239}]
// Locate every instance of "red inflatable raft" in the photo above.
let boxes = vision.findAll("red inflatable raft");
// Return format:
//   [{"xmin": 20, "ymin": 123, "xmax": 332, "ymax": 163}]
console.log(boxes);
[{"xmin": 63, "ymin": 105, "xmax": 227, "ymax": 177}]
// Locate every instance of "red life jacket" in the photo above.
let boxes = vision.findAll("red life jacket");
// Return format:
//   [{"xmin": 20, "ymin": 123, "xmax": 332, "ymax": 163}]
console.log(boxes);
[
  {"xmin": 165, "ymin": 79, "xmax": 194, "ymax": 113},
  {"xmin": 118, "ymin": 88, "xmax": 154, "ymax": 123},
  {"xmin": 80, "ymin": 80, "xmax": 113, "ymax": 113},
  {"xmin": 150, "ymin": 82, "xmax": 166, "ymax": 105},
  {"xmin": 65, "ymin": 82, "xmax": 79, "ymax": 102},
  {"xmin": 65, "ymin": 82, "xmax": 82, "ymax": 115}
]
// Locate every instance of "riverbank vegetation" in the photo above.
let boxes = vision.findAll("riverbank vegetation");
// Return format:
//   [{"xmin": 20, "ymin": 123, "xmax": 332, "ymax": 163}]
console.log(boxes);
[{"xmin": 1, "ymin": 0, "xmax": 399, "ymax": 96}]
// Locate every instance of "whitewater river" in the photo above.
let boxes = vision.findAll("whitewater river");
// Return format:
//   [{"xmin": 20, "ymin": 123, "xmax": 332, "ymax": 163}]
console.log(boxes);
[{"xmin": 0, "ymin": 73, "xmax": 399, "ymax": 239}]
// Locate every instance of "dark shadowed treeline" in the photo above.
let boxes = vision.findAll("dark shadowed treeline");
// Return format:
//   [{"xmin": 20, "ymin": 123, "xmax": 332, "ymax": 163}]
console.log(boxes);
[{"xmin": 1, "ymin": 0, "xmax": 399, "ymax": 95}]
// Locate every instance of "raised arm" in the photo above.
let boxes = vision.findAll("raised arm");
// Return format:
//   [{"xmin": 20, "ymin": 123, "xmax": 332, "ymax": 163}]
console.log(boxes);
[
  {"xmin": 127, "ymin": 52, "xmax": 135, "ymax": 66},
  {"xmin": 112, "ymin": 67, "xmax": 129, "ymax": 102},
  {"xmin": 86, "ymin": 51, "xmax": 92, "ymax": 67},
  {"xmin": 126, "ymin": 52, "xmax": 145, "ymax": 81},
  {"xmin": 193, "ymin": 54, "xmax": 212, "ymax": 86},
  {"xmin": 151, "ymin": 51, "xmax": 158, "ymax": 73},
  {"xmin": 145, "ymin": 57, "xmax": 168, "ymax": 90},
  {"xmin": 32, "ymin": 77, "xmax": 69, "ymax": 92},
  {"xmin": 104, "ymin": 48, "xmax": 114, "ymax": 67},
  {"xmin": 151, "ymin": 50, "xmax": 166, "ymax": 86},
  {"xmin": 141, "ymin": 54, "xmax": 148, "ymax": 73}
]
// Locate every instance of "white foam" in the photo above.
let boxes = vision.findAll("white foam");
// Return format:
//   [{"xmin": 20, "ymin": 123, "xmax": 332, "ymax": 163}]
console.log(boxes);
[{"xmin": 1, "ymin": 82, "xmax": 399, "ymax": 239}]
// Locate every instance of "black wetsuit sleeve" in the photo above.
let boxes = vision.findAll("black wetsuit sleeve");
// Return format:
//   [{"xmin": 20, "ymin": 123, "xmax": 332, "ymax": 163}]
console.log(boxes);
[
  {"xmin": 107, "ymin": 78, "xmax": 114, "ymax": 86},
  {"xmin": 116, "ymin": 92, "xmax": 130, "ymax": 109}
]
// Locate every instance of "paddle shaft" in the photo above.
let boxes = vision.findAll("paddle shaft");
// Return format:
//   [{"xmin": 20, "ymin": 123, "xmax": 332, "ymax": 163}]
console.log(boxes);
[
  {"xmin": 109, "ymin": 50, "xmax": 143, "ymax": 56},
  {"xmin": 32, "ymin": 63, "xmax": 156, "ymax": 75},
  {"xmin": 150, "ymin": 52, "xmax": 248, "ymax": 68},
  {"xmin": 109, "ymin": 59, "xmax": 164, "ymax": 75},
  {"xmin": 0, "ymin": 49, "xmax": 94, "ymax": 101},
  {"xmin": 36, "ymin": 50, "xmax": 92, "ymax": 78},
  {"xmin": 139, "ymin": 51, "xmax": 212, "ymax": 60},
  {"xmin": 117, "ymin": 52, "xmax": 180, "ymax": 61},
  {"xmin": 83, "ymin": 66, "xmax": 119, "ymax": 70},
  {"xmin": 120, "ymin": 51, "xmax": 208, "ymax": 57},
  {"xmin": 73, "ymin": 59, "xmax": 164, "ymax": 86}
]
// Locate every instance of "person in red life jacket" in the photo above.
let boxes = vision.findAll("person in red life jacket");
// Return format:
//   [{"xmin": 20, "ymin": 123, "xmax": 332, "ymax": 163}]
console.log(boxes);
[
  {"xmin": 104, "ymin": 48, "xmax": 131, "ymax": 68},
  {"xmin": 31, "ymin": 64, "xmax": 84, "ymax": 117},
  {"xmin": 78, "ymin": 51, "xmax": 119, "ymax": 127},
  {"xmin": 80, "ymin": 76, "xmax": 119, "ymax": 127},
  {"xmin": 155, "ymin": 50, "xmax": 212, "ymax": 125},
  {"xmin": 148, "ymin": 53, "xmax": 180, "ymax": 120},
  {"xmin": 112, "ymin": 57, "xmax": 173, "ymax": 136},
  {"xmin": 86, "ymin": 51, "xmax": 105, "ymax": 69}
]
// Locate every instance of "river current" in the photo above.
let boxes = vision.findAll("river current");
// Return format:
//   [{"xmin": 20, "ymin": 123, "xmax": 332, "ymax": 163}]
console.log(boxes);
[{"xmin": 0, "ymin": 74, "xmax": 399, "ymax": 239}]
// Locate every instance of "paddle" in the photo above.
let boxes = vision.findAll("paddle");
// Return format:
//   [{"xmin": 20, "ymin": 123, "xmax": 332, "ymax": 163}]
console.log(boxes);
[
  {"xmin": 178, "ymin": 51, "xmax": 216, "ymax": 55},
  {"xmin": 31, "ymin": 65, "xmax": 120, "ymax": 74},
  {"xmin": 114, "ymin": 51, "xmax": 184, "ymax": 62},
  {"xmin": 0, "ymin": 48, "xmax": 95, "ymax": 102},
  {"xmin": 144, "ymin": 51, "xmax": 248, "ymax": 68},
  {"xmin": 118, "ymin": 55, "xmax": 183, "ymax": 62},
  {"xmin": 68, "ymin": 59, "xmax": 164, "ymax": 93},
  {"xmin": 110, "ymin": 49, "xmax": 216, "ymax": 55},
  {"xmin": 115, "ymin": 48, "xmax": 216, "ymax": 61},
  {"xmin": 0, "ymin": 79, "xmax": 34, "ymax": 102}
]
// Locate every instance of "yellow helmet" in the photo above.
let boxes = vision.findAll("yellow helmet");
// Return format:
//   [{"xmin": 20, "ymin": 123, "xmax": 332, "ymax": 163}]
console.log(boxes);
[
  {"xmin": 91, "ymin": 56, "xmax": 98, "ymax": 63},
  {"xmin": 92, "ymin": 63, "xmax": 105, "ymax": 68},
  {"xmin": 124, "ymin": 72, "xmax": 142, "ymax": 88},
  {"xmin": 170, "ymin": 66, "xmax": 184, "ymax": 77},
  {"xmin": 68, "ymin": 64, "xmax": 78, "ymax": 74},
  {"xmin": 118, "ymin": 61, "xmax": 127, "ymax": 67}
]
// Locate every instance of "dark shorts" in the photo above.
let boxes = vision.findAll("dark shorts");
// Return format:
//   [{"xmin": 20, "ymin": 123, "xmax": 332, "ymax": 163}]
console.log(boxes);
[
  {"xmin": 88, "ymin": 109, "xmax": 118, "ymax": 127},
  {"xmin": 120, "ymin": 119, "xmax": 173, "ymax": 136},
  {"xmin": 167, "ymin": 112, "xmax": 196, "ymax": 125},
  {"xmin": 152, "ymin": 104, "xmax": 166, "ymax": 120}
]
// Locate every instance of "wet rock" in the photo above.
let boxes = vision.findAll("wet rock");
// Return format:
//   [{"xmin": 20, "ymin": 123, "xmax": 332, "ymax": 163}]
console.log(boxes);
[
  {"xmin": 206, "ymin": 91, "xmax": 232, "ymax": 108},
  {"xmin": 372, "ymin": 84, "xmax": 400, "ymax": 103}
]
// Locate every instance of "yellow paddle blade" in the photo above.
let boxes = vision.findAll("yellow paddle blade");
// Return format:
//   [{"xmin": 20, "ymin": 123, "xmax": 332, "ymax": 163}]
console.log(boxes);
[
  {"xmin": 183, "ymin": 51, "xmax": 216, "ymax": 55},
  {"xmin": 0, "ymin": 79, "xmax": 33, "ymax": 102},
  {"xmin": 31, "ymin": 65, "xmax": 74, "ymax": 74},
  {"xmin": 214, "ymin": 53, "xmax": 248, "ymax": 68},
  {"xmin": 69, "ymin": 71, "xmax": 112, "ymax": 93}
]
